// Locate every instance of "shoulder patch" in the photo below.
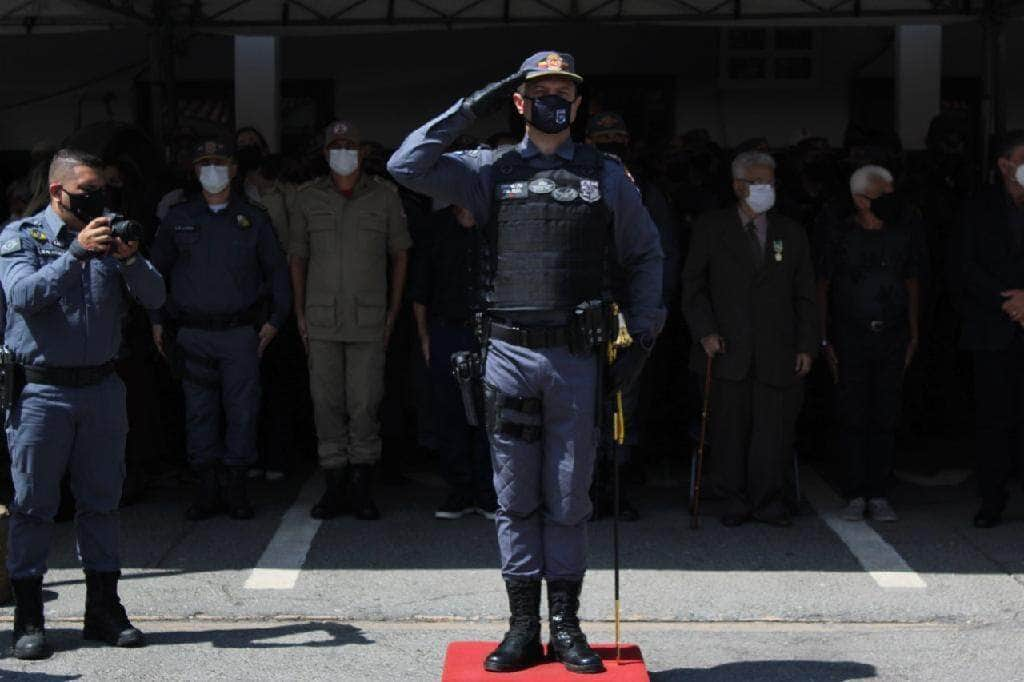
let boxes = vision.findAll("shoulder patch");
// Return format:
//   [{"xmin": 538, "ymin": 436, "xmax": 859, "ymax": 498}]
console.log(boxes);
[{"xmin": 1, "ymin": 237, "xmax": 23, "ymax": 256}]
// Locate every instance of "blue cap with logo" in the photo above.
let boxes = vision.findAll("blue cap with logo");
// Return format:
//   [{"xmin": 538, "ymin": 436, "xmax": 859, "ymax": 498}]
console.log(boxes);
[
  {"xmin": 519, "ymin": 51, "xmax": 583, "ymax": 83},
  {"xmin": 191, "ymin": 138, "xmax": 235, "ymax": 164}
]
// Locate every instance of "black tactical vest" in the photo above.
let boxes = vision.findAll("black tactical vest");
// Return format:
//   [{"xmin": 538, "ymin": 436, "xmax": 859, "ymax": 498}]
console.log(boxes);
[{"xmin": 480, "ymin": 145, "xmax": 612, "ymax": 317}]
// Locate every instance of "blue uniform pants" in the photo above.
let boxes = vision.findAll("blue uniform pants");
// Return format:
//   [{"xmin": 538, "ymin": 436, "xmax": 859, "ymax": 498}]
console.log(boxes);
[
  {"xmin": 6, "ymin": 375, "xmax": 127, "ymax": 578},
  {"xmin": 178, "ymin": 326, "xmax": 261, "ymax": 469},
  {"xmin": 485, "ymin": 339, "xmax": 598, "ymax": 581}
]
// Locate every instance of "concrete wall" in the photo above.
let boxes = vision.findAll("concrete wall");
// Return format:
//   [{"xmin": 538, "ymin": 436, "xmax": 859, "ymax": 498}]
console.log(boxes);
[{"xmin": 1, "ymin": 21, "xmax": 1022, "ymax": 152}]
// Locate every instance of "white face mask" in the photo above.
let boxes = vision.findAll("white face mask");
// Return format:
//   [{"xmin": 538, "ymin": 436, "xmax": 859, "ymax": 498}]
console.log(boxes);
[
  {"xmin": 199, "ymin": 164, "xmax": 230, "ymax": 194},
  {"xmin": 745, "ymin": 183, "xmax": 776, "ymax": 214},
  {"xmin": 329, "ymin": 149, "xmax": 359, "ymax": 176},
  {"xmin": 1015, "ymin": 164, "xmax": 1024, "ymax": 187}
]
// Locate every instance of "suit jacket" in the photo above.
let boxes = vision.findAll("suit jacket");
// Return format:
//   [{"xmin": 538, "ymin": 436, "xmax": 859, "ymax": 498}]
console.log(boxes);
[
  {"xmin": 954, "ymin": 184, "xmax": 1024, "ymax": 351},
  {"xmin": 682, "ymin": 206, "xmax": 817, "ymax": 387}
]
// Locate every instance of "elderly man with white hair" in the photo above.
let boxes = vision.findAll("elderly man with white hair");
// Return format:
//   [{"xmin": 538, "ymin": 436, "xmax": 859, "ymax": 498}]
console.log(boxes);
[
  {"xmin": 816, "ymin": 165, "xmax": 921, "ymax": 523},
  {"xmin": 682, "ymin": 150, "xmax": 817, "ymax": 528}
]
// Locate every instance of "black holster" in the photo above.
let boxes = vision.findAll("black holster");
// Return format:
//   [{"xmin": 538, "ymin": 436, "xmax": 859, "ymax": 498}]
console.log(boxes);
[
  {"xmin": 0, "ymin": 345, "xmax": 21, "ymax": 411},
  {"xmin": 451, "ymin": 350, "xmax": 483, "ymax": 427},
  {"xmin": 567, "ymin": 300, "xmax": 611, "ymax": 356}
]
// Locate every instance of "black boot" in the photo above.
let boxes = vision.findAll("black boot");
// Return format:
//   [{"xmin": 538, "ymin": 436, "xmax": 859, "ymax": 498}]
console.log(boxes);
[
  {"xmin": 484, "ymin": 579, "xmax": 544, "ymax": 672},
  {"xmin": 82, "ymin": 571, "xmax": 144, "ymax": 647},
  {"xmin": 185, "ymin": 466, "xmax": 223, "ymax": 521},
  {"xmin": 310, "ymin": 467, "xmax": 350, "ymax": 520},
  {"xmin": 547, "ymin": 580, "xmax": 604, "ymax": 674},
  {"xmin": 11, "ymin": 576, "xmax": 50, "ymax": 660},
  {"xmin": 349, "ymin": 464, "xmax": 380, "ymax": 521},
  {"xmin": 225, "ymin": 467, "xmax": 255, "ymax": 520}
]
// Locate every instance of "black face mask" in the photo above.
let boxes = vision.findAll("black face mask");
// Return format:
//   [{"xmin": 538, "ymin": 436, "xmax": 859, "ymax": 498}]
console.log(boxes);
[
  {"xmin": 595, "ymin": 142, "xmax": 631, "ymax": 162},
  {"xmin": 525, "ymin": 95, "xmax": 573, "ymax": 135},
  {"xmin": 235, "ymin": 145, "xmax": 263, "ymax": 171},
  {"xmin": 61, "ymin": 187, "xmax": 107, "ymax": 223},
  {"xmin": 870, "ymin": 194, "xmax": 901, "ymax": 224}
]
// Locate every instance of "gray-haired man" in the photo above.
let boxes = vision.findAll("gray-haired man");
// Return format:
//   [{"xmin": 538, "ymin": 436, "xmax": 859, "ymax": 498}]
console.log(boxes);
[{"xmin": 682, "ymin": 150, "xmax": 818, "ymax": 527}]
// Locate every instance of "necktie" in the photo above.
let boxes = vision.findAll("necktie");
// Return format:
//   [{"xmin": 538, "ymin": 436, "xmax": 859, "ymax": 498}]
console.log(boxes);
[{"xmin": 746, "ymin": 222, "xmax": 763, "ymax": 267}]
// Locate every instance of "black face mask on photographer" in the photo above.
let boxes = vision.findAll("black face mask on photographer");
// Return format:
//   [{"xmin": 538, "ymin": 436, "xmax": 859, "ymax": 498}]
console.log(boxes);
[
  {"xmin": 60, "ymin": 187, "xmax": 107, "ymax": 224},
  {"xmin": 524, "ymin": 94, "xmax": 573, "ymax": 135},
  {"xmin": 870, "ymin": 193, "xmax": 901, "ymax": 224}
]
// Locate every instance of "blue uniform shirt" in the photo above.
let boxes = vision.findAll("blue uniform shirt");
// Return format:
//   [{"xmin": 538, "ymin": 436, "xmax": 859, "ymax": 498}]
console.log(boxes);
[
  {"xmin": 149, "ymin": 194, "xmax": 291, "ymax": 328},
  {"xmin": 0, "ymin": 206, "xmax": 166, "ymax": 367},
  {"xmin": 387, "ymin": 100, "xmax": 666, "ymax": 337}
]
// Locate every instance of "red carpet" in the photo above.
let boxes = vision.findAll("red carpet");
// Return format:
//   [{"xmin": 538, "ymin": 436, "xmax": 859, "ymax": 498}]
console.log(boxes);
[{"xmin": 441, "ymin": 642, "xmax": 649, "ymax": 681}]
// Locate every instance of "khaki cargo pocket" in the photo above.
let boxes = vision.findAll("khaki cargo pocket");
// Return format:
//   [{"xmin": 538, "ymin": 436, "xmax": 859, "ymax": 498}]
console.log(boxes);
[
  {"xmin": 305, "ymin": 292, "xmax": 336, "ymax": 328},
  {"xmin": 357, "ymin": 212, "xmax": 386, "ymax": 252},
  {"xmin": 308, "ymin": 212, "xmax": 336, "ymax": 253},
  {"xmin": 355, "ymin": 291, "xmax": 386, "ymax": 328}
]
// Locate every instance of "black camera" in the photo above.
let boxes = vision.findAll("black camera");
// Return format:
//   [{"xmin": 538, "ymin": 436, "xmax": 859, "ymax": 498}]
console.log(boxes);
[{"xmin": 107, "ymin": 214, "xmax": 143, "ymax": 243}]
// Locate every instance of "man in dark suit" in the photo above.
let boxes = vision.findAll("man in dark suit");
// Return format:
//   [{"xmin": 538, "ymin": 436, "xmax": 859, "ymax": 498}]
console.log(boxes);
[
  {"xmin": 953, "ymin": 130, "xmax": 1024, "ymax": 528},
  {"xmin": 682, "ymin": 150, "xmax": 817, "ymax": 527}
]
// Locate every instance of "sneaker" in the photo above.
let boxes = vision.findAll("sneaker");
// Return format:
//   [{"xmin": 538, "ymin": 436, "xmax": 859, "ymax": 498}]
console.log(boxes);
[
  {"xmin": 434, "ymin": 493, "xmax": 475, "ymax": 520},
  {"xmin": 867, "ymin": 497, "xmax": 898, "ymax": 523},
  {"xmin": 840, "ymin": 497, "xmax": 866, "ymax": 521}
]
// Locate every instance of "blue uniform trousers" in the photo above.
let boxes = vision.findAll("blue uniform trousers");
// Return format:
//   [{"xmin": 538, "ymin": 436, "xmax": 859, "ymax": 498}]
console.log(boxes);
[
  {"xmin": 178, "ymin": 326, "xmax": 260, "ymax": 469},
  {"xmin": 6, "ymin": 375, "xmax": 127, "ymax": 578},
  {"xmin": 485, "ymin": 339, "xmax": 598, "ymax": 581}
]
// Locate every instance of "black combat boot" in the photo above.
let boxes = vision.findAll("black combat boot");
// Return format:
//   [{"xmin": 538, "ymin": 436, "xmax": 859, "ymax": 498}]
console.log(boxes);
[
  {"xmin": 349, "ymin": 464, "xmax": 380, "ymax": 521},
  {"xmin": 185, "ymin": 466, "xmax": 223, "ymax": 521},
  {"xmin": 484, "ymin": 579, "xmax": 544, "ymax": 672},
  {"xmin": 82, "ymin": 571, "xmax": 144, "ymax": 647},
  {"xmin": 225, "ymin": 467, "xmax": 255, "ymax": 520},
  {"xmin": 547, "ymin": 579, "xmax": 604, "ymax": 674},
  {"xmin": 310, "ymin": 467, "xmax": 350, "ymax": 520},
  {"xmin": 11, "ymin": 576, "xmax": 51, "ymax": 660}
]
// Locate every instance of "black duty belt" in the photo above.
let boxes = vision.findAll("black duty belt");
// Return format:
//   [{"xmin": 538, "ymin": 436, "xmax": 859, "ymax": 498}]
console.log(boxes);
[
  {"xmin": 22, "ymin": 362, "xmax": 115, "ymax": 388},
  {"xmin": 487, "ymin": 321, "xmax": 570, "ymax": 349},
  {"xmin": 176, "ymin": 308, "xmax": 260, "ymax": 331}
]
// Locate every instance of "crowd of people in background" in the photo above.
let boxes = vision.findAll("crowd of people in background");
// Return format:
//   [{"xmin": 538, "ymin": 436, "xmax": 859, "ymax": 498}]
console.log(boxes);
[{"xmin": 1, "ymin": 104, "xmax": 1021, "ymax": 530}]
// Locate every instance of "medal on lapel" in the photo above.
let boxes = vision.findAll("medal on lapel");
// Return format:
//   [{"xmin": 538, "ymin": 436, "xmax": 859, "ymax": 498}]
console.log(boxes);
[{"xmin": 773, "ymin": 240, "xmax": 784, "ymax": 262}]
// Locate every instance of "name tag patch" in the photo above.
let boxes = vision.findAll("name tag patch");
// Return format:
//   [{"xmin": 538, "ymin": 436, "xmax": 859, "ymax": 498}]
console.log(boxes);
[
  {"xmin": 497, "ymin": 182, "xmax": 529, "ymax": 200},
  {"xmin": 174, "ymin": 225, "xmax": 197, "ymax": 233}
]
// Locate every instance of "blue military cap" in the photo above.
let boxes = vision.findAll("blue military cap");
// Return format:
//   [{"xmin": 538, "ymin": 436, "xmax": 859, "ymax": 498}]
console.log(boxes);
[
  {"xmin": 519, "ymin": 51, "xmax": 583, "ymax": 83},
  {"xmin": 191, "ymin": 137, "xmax": 235, "ymax": 164},
  {"xmin": 586, "ymin": 112, "xmax": 629, "ymax": 137}
]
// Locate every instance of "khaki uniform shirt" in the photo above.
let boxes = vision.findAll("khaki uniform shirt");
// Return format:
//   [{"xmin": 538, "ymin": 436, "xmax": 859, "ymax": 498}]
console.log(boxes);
[{"xmin": 289, "ymin": 174, "xmax": 411, "ymax": 342}]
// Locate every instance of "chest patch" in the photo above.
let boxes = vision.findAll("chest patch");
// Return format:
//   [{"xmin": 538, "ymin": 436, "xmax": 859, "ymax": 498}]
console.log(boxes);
[
  {"xmin": 579, "ymin": 180, "xmax": 601, "ymax": 203},
  {"xmin": 496, "ymin": 182, "xmax": 529, "ymax": 200},
  {"xmin": 38, "ymin": 247, "xmax": 64, "ymax": 258}
]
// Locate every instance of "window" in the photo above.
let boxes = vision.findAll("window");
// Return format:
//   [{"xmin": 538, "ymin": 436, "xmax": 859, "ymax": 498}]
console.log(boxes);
[{"xmin": 719, "ymin": 28, "xmax": 820, "ymax": 89}]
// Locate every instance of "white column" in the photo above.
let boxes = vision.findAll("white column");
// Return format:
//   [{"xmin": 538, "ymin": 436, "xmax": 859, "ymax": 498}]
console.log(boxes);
[
  {"xmin": 895, "ymin": 25, "xmax": 942, "ymax": 151},
  {"xmin": 234, "ymin": 36, "xmax": 280, "ymax": 152}
]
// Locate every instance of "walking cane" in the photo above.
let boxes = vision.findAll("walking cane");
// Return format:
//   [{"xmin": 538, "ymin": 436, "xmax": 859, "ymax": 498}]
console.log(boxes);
[
  {"xmin": 690, "ymin": 354, "xmax": 713, "ymax": 530},
  {"xmin": 608, "ymin": 304, "xmax": 632, "ymax": 664}
]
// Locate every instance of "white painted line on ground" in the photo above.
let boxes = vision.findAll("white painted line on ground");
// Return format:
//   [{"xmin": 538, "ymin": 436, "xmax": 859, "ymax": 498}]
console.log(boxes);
[
  {"xmin": 802, "ymin": 467, "xmax": 927, "ymax": 590},
  {"xmin": 244, "ymin": 474, "xmax": 323, "ymax": 590}
]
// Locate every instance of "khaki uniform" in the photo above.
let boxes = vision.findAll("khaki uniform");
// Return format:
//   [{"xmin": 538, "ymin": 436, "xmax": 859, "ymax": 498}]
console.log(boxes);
[{"xmin": 289, "ymin": 174, "xmax": 411, "ymax": 467}]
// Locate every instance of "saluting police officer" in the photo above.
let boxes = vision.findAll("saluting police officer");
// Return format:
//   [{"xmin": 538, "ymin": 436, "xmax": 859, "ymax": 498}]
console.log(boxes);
[
  {"xmin": 149, "ymin": 138, "xmax": 291, "ymax": 521},
  {"xmin": 0, "ymin": 149, "xmax": 165, "ymax": 659},
  {"xmin": 388, "ymin": 52, "xmax": 664, "ymax": 674}
]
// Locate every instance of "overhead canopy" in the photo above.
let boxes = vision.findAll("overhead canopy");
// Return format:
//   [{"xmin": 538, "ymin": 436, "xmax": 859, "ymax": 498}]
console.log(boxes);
[{"xmin": 3, "ymin": 0, "xmax": 1022, "ymax": 35}]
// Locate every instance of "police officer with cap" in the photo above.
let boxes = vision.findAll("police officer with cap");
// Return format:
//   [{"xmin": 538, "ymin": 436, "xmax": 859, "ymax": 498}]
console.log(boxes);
[
  {"xmin": 388, "ymin": 52, "xmax": 664, "ymax": 674},
  {"xmin": 150, "ymin": 137, "xmax": 291, "ymax": 521},
  {"xmin": 0, "ymin": 148, "xmax": 165, "ymax": 659}
]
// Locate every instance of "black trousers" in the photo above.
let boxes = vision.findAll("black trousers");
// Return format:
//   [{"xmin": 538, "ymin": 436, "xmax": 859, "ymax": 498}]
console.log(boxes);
[
  {"xmin": 836, "ymin": 326, "xmax": 907, "ymax": 500},
  {"xmin": 973, "ymin": 338, "xmax": 1024, "ymax": 511},
  {"xmin": 710, "ymin": 375, "xmax": 803, "ymax": 519},
  {"xmin": 258, "ymin": 314, "xmax": 316, "ymax": 472},
  {"xmin": 428, "ymin": 320, "xmax": 493, "ymax": 504}
]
